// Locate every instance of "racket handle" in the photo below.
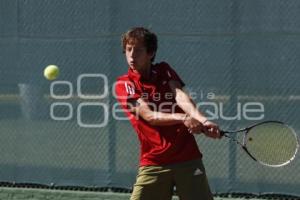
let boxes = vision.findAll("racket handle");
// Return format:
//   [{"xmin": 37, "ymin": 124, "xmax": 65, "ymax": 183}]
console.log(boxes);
[{"xmin": 220, "ymin": 130, "xmax": 226, "ymax": 136}]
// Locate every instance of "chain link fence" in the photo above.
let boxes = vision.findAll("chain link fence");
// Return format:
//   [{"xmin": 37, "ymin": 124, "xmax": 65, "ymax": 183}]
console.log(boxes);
[{"xmin": 0, "ymin": 0, "xmax": 299, "ymax": 197}]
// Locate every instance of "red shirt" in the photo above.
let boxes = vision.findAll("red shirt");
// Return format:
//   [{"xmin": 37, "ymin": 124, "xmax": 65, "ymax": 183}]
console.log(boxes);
[{"xmin": 115, "ymin": 62, "xmax": 201, "ymax": 166}]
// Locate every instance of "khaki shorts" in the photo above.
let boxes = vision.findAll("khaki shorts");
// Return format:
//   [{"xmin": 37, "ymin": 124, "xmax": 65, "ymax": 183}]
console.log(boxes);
[{"xmin": 130, "ymin": 159, "xmax": 213, "ymax": 200}]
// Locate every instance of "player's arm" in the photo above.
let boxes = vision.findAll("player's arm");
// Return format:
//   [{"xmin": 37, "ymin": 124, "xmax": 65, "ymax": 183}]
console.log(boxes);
[
  {"xmin": 168, "ymin": 80, "xmax": 207, "ymax": 123},
  {"xmin": 128, "ymin": 97, "xmax": 191, "ymax": 126},
  {"xmin": 130, "ymin": 98, "xmax": 204, "ymax": 132},
  {"xmin": 169, "ymin": 80, "xmax": 221, "ymax": 138},
  {"xmin": 115, "ymin": 79, "xmax": 201, "ymax": 128}
]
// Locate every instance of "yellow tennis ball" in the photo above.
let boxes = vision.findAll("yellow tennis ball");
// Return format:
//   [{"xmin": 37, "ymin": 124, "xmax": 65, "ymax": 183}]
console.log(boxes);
[{"xmin": 44, "ymin": 65, "xmax": 59, "ymax": 80}]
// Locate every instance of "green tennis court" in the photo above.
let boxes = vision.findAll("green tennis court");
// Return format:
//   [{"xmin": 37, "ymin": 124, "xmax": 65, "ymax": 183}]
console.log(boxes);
[{"xmin": 0, "ymin": 187, "xmax": 283, "ymax": 200}]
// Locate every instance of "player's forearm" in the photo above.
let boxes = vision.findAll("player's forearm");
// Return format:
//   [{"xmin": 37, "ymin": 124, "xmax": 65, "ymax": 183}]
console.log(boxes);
[
  {"xmin": 142, "ymin": 111, "xmax": 187, "ymax": 126},
  {"xmin": 175, "ymin": 89, "xmax": 207, "ymax": 123},
  {"xmin": 132, "ymin": 98, "xmax": 187, "ymax": 126}
]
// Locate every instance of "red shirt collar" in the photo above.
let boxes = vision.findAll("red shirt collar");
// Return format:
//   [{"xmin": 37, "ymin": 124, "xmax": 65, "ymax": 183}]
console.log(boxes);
[
  {"xmin": 128, "ymin": 67, "xmax": 142, "ymax": 82},
  {"xmin": 128, "ymin": 65, "xmax": 157, "ymax": 83}
]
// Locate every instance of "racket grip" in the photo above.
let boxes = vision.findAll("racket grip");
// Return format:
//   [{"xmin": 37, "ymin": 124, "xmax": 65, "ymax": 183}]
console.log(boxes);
[{"xmin": 220, "ymin": 130, "xmax": 226, "ymax": 136}]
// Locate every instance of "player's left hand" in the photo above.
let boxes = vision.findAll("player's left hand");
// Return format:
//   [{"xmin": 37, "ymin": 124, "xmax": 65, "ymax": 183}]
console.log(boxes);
[{"xmin": 202, "ymin": 120, "xmax": 221, "ymax": 139}]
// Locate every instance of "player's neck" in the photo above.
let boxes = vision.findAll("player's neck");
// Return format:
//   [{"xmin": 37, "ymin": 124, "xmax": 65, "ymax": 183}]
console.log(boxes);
[{"xmin": 135, "ymin": 64, "xmax": 152, "ymax": 81}]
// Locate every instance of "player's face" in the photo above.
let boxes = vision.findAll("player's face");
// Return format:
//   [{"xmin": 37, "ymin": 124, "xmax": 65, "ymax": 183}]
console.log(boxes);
[{"xmin": 125, "ymin": 39, "xmax": 153, "ymax": 71}]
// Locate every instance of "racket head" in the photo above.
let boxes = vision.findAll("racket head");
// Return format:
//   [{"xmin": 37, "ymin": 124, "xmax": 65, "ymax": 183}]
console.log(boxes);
[{"xmin": 244, "ymin": 121, "xmax": 299, "ymax": 167}]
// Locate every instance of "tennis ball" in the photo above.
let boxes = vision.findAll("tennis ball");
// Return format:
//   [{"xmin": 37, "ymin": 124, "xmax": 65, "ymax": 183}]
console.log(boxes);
[{"xmin": 44, "ymin": 65, "xmax": 59, "ymax": 80}]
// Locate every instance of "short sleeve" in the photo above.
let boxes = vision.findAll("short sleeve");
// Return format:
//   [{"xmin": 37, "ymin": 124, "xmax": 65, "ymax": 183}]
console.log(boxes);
[
  {"xmin": 160, "ymin": 62, "xmax": 185, "ymax": 87},
  {"xmin": 115, "ymin": 79, "xmax": 141, "ymax": 111}
]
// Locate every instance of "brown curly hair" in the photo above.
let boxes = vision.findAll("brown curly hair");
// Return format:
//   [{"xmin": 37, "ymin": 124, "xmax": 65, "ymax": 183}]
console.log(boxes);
[{"xmin": 121, "ymin": 27, "xmax": 158, "ymax": 62}]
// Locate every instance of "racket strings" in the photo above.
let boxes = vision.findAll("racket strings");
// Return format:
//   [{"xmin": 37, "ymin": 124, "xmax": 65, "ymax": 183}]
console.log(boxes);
[{"xmin": 245, "ymin": 123, "xmax": 298, "ymax": 166}]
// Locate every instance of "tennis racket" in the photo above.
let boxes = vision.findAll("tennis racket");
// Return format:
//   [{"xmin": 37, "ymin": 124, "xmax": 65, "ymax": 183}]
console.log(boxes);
[{"xmin": 221, "ymin": 121, "xmax": 299, "ymax": 167}]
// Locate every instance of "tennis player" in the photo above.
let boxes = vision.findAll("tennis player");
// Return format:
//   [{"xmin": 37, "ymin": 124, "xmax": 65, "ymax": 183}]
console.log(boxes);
[{"xmin": 115, "ymin": 27, "xmax": 221, "ymax": 200}]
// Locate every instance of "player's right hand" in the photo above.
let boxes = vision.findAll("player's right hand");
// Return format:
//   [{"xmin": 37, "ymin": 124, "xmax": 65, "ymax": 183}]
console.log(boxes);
[
  {"xmin": 183, "ymin": 115, "xmax": 204, "ymax": 134},
  {"xmin": 202, "ymin": 120, "xmax": 221, "ymax": 139}
]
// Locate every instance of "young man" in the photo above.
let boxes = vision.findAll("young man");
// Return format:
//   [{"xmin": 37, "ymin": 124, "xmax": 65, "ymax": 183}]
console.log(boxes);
[{"xmin": 115, "ymin": 27, "xmax": 221, "ymax": 200}]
